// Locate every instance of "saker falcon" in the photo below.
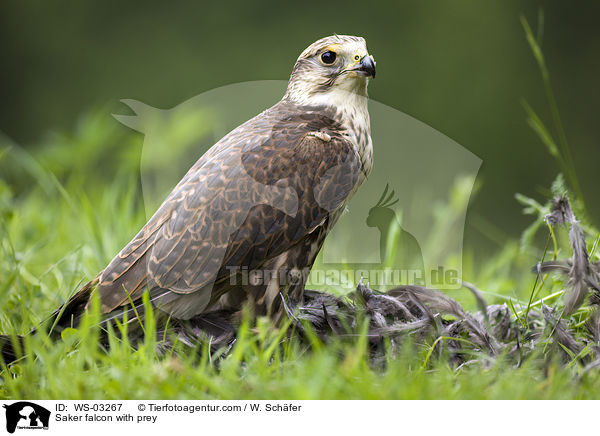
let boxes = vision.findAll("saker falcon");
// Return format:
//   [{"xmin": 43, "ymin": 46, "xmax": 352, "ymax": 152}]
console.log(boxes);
[{"xmin": 2, "ymin": 35, "xmax": 376, "ymax": 359}]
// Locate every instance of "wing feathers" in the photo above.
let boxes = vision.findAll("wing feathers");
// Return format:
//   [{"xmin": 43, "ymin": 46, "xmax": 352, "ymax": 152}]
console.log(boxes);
[{"xmin": 96, "ymin": 101, "xmax": 362, "ymax": 319}]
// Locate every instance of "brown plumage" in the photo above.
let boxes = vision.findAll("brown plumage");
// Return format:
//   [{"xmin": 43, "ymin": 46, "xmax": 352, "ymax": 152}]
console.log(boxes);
[
  {"xmin": 95, "ymin": 103, "xmax": 363, "ymax": 320},
  {"xmin": 1, "ymin": 35, "xmax": 376, "ymax": 362}
]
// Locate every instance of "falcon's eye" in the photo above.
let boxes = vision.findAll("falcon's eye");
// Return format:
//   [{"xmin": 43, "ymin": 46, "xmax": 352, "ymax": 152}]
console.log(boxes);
[{"xmin": 320, "ymin": 51, "xmax": 336, "ymax": 64}]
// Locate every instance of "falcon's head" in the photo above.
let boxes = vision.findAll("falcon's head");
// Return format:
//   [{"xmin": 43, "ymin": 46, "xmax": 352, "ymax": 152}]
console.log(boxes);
[{"xmin": 284, "ymin": 35, "xmax": 376, "ymax": 108}]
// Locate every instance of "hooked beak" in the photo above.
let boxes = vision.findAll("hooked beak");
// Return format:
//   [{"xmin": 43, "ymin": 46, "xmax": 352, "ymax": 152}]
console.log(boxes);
[{"xmin": 355, "ymin": 55, "xmax": 376, "ymax": 78}]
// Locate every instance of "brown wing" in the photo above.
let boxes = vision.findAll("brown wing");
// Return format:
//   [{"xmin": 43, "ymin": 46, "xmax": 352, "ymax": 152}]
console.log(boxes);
[{"xmin": 94, "ymin": 101, "xmax": 364, "ymax": 319}]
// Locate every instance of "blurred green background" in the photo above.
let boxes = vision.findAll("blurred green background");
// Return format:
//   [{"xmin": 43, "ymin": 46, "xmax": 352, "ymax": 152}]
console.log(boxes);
[{"xmin": 1, "ymin": 0, "xmax": 599, "ymax": 255}]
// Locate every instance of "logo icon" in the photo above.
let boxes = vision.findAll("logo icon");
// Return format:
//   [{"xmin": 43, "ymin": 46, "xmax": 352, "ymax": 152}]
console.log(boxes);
[{"xmin": 3, "ymin": 402, "xmax": 50, "ymax": 433}]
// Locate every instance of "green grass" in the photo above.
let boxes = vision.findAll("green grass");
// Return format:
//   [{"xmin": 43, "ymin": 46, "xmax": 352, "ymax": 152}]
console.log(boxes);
[{"xmin": 5, "ymin": 312, "xmax": 600, "ymax": 399}]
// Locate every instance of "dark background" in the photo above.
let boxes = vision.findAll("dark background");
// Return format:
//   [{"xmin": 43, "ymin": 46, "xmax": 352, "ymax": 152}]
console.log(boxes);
[{"xmin": 1, "ymin": 0, "xmax": 598, "ymax": 253}]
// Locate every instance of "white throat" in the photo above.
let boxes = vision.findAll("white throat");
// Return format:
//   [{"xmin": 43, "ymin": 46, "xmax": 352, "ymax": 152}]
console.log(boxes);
[
  {"xmin": 286, "ymin": 80, "xmax": 373, "ymax": 181},
  {"xmin": 288, "ymin": 80, "xmax": 370, "ymax": 132}
]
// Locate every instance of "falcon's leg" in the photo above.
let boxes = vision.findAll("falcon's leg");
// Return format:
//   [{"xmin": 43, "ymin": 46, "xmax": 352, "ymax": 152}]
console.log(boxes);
[{"xmin": 252, "ymin": 229, "xmax": 328, "ymax": 323}]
